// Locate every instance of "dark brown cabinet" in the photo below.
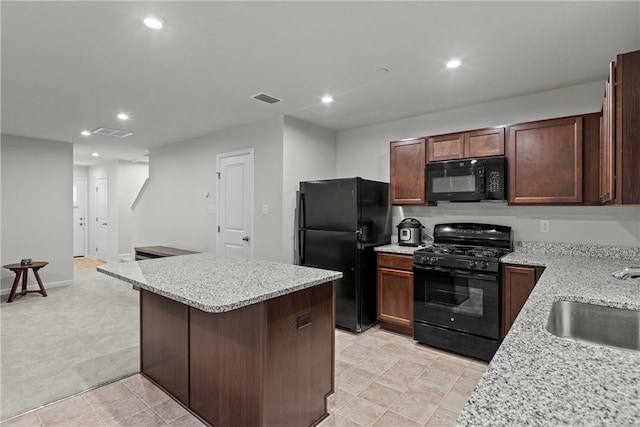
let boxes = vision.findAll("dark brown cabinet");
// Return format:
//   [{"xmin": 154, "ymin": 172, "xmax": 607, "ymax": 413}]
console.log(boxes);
[
  {"xmin": 507, "ymin": 116, "xmax": 584, "ymax": 204},
  {"xmin": 390, "ymin": 138, "xmax": 426, "ymax": 205},
  {"xmin": 427, "ymin": 128, "xmax": 504, "ymax": 162},
  {"xmin": 600, "ymin": 50, "xmax": 640, "ymax": 205},
  {"xmin": 141, "ymin": 283, "xmax": 335, "ymax": 427},
  {"xmin": 377, "ymin": 253, "xmax": 413, "ymax": 335},
  {"xmin": 427, "ymin": 133, "xmax": 464, "ymax": 162},
  {"xmin": 600, "ymin": 61, "xmax": 616, "ymax": 203},
  {"xmin": 501, "ymin": 264, "xmax": 545, "ymax": 338}
]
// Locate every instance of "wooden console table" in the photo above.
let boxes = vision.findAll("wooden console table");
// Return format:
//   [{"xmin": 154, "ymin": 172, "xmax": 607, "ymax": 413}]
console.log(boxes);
[
  {"xmin": 3, "ymin": 261, "xmax": 48, "ymax": 303},
  {"xmin": 134, "ymin": 246, "xmax": 197, "ymax": 260}
]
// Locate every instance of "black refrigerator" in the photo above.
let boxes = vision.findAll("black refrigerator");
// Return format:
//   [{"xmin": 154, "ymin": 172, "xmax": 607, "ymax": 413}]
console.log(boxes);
[{"xmin": 296, "ymin": 177, "xmax": 391, "ymax": 333}]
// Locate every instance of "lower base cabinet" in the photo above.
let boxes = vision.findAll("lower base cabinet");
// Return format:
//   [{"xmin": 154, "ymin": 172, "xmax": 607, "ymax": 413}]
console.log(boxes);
[
  {"xmin": 140, "ymin": 282, "xmax": 335, "ymax": 427},
  {"xmin": 501, "ymin": 264, "xmax": 545, "ymax": 338},
  {"xmin": 377, "ymin": 253, "xmax": 413, "ymax": 336}
]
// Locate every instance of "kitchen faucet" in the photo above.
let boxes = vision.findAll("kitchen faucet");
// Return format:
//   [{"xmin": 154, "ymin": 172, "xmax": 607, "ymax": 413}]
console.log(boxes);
[{"xmin": 611, "ymin": 267, "xmax": 640, "ymax": 279}]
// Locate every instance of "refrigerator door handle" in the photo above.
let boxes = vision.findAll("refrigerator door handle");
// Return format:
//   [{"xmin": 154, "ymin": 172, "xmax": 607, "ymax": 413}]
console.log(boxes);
[
  {"xmin": 298, "ymin": 229, "xmax": 305, "ymax": 265},
  {"xmin": 298, "ymin": 192, "xmax": 306, "ymax": 229}
]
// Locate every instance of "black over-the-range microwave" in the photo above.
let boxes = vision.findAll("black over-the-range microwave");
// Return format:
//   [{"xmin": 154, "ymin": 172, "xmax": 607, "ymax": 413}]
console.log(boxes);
[{"xmin": 425, "ymin": 156, "xmax": 507, "ymax": 202}]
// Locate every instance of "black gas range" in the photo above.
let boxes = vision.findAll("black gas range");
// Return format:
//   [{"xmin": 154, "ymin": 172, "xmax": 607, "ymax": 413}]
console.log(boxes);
[{"xmin": 413, "ymin": 223, "xmax": 513, "ymax": 362}]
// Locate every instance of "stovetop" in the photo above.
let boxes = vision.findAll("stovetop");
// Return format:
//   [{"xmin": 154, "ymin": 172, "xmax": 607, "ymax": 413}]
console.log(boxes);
[
  {"xmin": 416, "ymin": 244, "xmax": 510, "ymax": 260},
  {"xmin": 413, "ymin": 223, "xmax": 513, "ymax": 273}
]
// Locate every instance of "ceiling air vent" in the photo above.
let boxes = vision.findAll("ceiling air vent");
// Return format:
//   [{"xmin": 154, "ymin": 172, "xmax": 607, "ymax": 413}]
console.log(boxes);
[
  {"xmin": 92, "ymin": 127, "xmax": 134, "ymax": 138},
  {"xmin": 252, "ymin": 93, "xmax": 281, "ymax": 104}
]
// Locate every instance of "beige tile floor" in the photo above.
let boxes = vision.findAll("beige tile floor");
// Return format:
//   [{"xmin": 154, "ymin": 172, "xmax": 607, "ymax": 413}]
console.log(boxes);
[{"xmin": 1, "ymin": 326, "xmax": 486, "ymax": 427}]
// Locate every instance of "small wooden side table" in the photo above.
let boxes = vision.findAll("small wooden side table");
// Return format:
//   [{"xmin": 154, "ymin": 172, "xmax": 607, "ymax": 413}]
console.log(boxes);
[{"xmin": 3, "ymin": 261, "xmax": 49, "ymax": 303}]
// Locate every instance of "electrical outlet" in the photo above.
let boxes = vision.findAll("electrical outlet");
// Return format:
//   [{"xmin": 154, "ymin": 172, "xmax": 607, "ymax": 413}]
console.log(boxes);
[
  {"xmin": 262, "ymin": 204, "xmax": 268, "ymax": 216},
  {"xmin": 540, "ymin": 220, "xmax": 550, "ymax": 233}
]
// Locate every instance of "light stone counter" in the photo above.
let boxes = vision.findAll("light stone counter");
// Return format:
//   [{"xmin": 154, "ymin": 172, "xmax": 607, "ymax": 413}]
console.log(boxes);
[
  {"xmin": 374, "ymin": 241, "xmax": 431, "ymax": 255},
  {"xmin": 456, "ymin": 243, "xmax": 640, "ymax": 426},
  {"xmin": 98, "ymin": 252, "xmax": 342, "ymax": 313}
]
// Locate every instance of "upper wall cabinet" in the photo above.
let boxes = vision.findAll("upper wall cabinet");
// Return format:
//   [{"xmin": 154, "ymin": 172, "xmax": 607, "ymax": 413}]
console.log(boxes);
[
  {"xmin": 507, "ymin": 116, "xmax": 583, "ymax": 204},
  {"xmin": 600, "ymin": 61, "xmax": 615, "ymax": 203},
  {"xmin": 427, "ymin": 128, "xmax": 504, "ymax": 162},
  {"xmin": 600, "ymin": 49, "xmax": 640, "ymax": 205},
  {"xmin": 390, "ymin": 138, "xmax": 426, "ymax": 205}
]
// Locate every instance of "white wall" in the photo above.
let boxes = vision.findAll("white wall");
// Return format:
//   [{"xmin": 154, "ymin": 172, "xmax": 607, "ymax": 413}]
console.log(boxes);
[
  {"xmin": 132, "ymin": 117, "xmax": 287, "ymax": 262},
  {"xmin": 117, "ymin": 161, "xmax": 149, "ymax": 261},
  {"xmin": 336, "ymin": 81, "xmax": 640, "ymax": 247},
  {"xmin": 1, "ymin": 134, "xmax": 73, "ymax": 292},
  {"xmin": 73, "ymin": 165, "xmax": 88, "ymax": 179},
  {"xmin": 282, "ymin": 116, "xmax": 337, "ymax": 263}
]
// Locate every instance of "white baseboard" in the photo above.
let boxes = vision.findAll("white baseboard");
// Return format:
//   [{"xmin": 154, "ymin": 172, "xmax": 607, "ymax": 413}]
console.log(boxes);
[{"xmin": 1, "ymin": 279, "xmax": 74, "ymax": 296}]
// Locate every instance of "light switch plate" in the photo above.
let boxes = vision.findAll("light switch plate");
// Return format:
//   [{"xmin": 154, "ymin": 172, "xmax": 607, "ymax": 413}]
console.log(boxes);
[
  {"xmin": 540, "ymin": 220, "xmax": 550, "ymax": 232},
  {"xmin": 262, "ymin": 204, "xmax": 268, "ymax": 216}
]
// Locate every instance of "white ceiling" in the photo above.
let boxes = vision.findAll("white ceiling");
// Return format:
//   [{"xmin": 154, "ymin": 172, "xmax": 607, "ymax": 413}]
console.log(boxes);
[{"xmin": 2, "ymin": 1, "xmax": 639, "ymax": 166}]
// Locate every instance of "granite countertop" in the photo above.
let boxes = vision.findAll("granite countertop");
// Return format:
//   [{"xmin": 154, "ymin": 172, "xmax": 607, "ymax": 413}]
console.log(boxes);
[
  {"xmin": 374, "ymin": 241, "xmax": 431, "ymax": 255},
  {"xmin": 456, "ymin": 244, "xmax": 640, "ymax": 426},
  {"xmin": 97, "ymin": 252, "xmax": 342, "ymax": 313}
]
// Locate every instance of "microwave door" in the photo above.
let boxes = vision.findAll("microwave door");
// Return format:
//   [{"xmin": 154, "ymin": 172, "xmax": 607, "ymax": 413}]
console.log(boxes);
[{"xmin": 427, "ymin": 167, "xmax": 485, "ymax": 201}]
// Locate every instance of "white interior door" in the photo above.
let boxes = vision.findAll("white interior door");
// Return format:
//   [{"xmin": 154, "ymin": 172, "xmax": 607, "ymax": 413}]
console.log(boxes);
[
  {"xmin": 95, "ymin": 176, "xmax": 108, "ymax": 261},
  {"xmin": 217, "ymin": 150, "xmax": 253, "ymax": 258},
  {"xmin": 73, "ymin": 178, "xmax": 87, "ymax": 257}
]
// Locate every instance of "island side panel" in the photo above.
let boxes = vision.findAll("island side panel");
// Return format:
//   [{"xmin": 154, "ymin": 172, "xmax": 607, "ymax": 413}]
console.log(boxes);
[
  {"xmin": 264, "ymin": 281, "xmax": 335, "ymax": 427},
  {"xmin": 189, "ymin": 302, "xmax": 266, "ymax": 427},
  {"xmin": 140, "ymin": 289, "xmax": 189, "ymax": 405}
]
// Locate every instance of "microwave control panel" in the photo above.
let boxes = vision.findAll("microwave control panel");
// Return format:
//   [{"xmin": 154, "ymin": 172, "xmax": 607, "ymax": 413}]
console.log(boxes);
[{"xmin": 488, "ymin": 171, "xmax": 502, "ymax": 193}]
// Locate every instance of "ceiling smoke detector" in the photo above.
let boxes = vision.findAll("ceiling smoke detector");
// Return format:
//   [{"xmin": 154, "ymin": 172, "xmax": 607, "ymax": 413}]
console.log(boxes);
[
  {"xmin": 92, "ymin": 127, "xmax": 135, "ymax": 138},
  {"xmin": 252, "ymin": 93, "xmax": 281, "ymax": 104}
]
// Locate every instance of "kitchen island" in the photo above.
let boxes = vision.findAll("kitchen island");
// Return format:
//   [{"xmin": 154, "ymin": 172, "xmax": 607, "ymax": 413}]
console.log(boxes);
[{"xmin": 98, "ymin": 253, "xmax": 342, "ymax": 427}]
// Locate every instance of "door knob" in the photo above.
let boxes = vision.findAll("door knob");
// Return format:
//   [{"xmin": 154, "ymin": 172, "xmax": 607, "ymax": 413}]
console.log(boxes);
[{"xmin": 242, "ymin": 236, "xmax": 250, "ymax": 242}]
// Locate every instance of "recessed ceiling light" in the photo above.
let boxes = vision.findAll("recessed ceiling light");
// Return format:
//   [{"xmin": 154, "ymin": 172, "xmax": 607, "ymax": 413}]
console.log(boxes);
[
  {"xmin": 92, "ymin": 152, "xmax": 100, "ymax": 157},
  {"xmin": 143, "ymin": 16, "xmax": 165, "ymax": 30},
  {"xmin": 117, "ymin": 113, "xmax": 129, "ymax": 120},
  {"xmin": 376, "ymin": 68, "xmax": 389, "ymax": 75},
  {"xmin": 446, "ymin": 59, "xmax": 462, "ymax": 69},
  {"xmin": 322, "ymin": 95, "xmax": 333, "ymax": 104},
  {"xmin": 81, "ymin": 130, "xmax": 91, "ymax": 136}
]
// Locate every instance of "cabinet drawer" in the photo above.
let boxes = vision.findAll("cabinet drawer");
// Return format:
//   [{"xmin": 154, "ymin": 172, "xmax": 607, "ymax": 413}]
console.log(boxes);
[{"xmin": 377, "ymin": 253, "xmax": 413, "ymax": 271}]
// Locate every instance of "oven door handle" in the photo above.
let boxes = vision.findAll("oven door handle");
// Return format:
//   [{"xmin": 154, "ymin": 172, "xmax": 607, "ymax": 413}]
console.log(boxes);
[{"xmin": 451, "ymin": 270, "xmax": 498, "ymax": 280}]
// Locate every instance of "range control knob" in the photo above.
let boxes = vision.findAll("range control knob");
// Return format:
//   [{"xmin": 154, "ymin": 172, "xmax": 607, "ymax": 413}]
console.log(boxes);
[
  {"xmin": 479, "ymin": 261, "xmax": 488, "ymax": 269},
  {"xmin": 468, "ymin": 261, "xmax": 477, "ymax": 269},
  {"xmin": 429, "ymin": 257, "xmax": 438, "ymax": 264}
]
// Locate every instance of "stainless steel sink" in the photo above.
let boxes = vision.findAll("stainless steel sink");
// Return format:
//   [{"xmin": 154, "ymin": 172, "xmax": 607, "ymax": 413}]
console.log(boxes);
[{"xmin": 546, "ymin": 300, "xmax": 640, "ymax": 352}]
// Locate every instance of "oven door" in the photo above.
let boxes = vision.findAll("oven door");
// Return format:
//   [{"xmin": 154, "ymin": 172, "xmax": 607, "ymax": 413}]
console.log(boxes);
[
  {"xmin": 413, "ymin": 265, "xmax": 500, "ymax": 339},
  {"xmin": 425, "ymin": 161, "xmax": 485, "ymax": 202}
]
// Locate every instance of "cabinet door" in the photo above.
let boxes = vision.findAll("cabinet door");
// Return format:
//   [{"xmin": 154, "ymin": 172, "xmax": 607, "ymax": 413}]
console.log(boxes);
[
  {"xmin": 614, "ymin": 50, "xmax": 640, "ymax": 205},
  {"xmin": 600, "ymin": 61, "xmax": 615, "ymax": 203},
  {"xmin": 466, "ymin": 128, "xmax": 505, "ymax": 158},
  {"xmin": 141, "ymin": 290, "xmax": 189, "ymax": 405},
  {"xmin": 427, "ymin": 133, "xmax": 465, "ymax": 162},
  {"xmin": 508, "ymin": 116, "xmax": 583, "ymax": 204},
  {"xmin": 501, "ymin": 265, "xmax": 543, "ymax": 338},
  {"xmin": 377, "ymin": 267, "xmax": 413, "ymax": 328},
  {"xmin": 390, "ymin": 139, "xmax": 426, "ymax": 205}
]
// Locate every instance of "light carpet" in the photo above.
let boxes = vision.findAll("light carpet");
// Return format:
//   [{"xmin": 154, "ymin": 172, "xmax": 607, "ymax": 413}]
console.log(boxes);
[{"xmin": 0, "ymin": 270, "xmax": 139, "ymax": 421}]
